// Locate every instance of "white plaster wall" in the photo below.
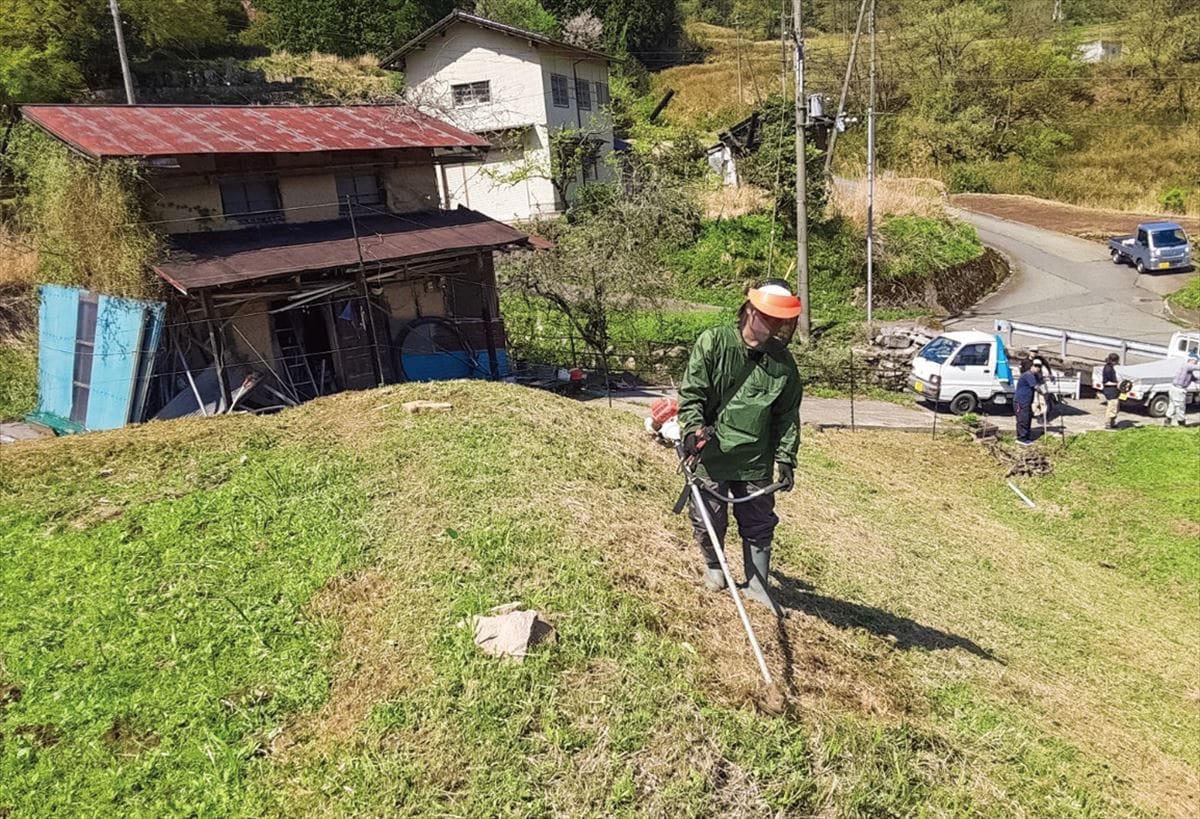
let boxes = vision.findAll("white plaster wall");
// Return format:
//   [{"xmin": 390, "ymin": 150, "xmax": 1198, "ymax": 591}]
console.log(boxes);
[{"xmin": 405, "ymin": 20, "xmax": 616, "ymax": 218}]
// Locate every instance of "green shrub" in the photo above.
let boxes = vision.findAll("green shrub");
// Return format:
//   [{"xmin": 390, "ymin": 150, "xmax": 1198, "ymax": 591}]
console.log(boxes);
[
  {"xmin": 879, "ymin": 216, "xmax": 983, "ymax": 281},
  {"xmin": 1159, "ymin": 187, "xmax": 1188, "ymax": 215},
  {"xmin": 0, "ymin": 341, "xmax": 37, "ymax": 420},
  {"xmin": 6, "ymin": 126, "xmax": 160, "ymax": 299},
  {"xmin": 1168, "ymin": 277, "xmax": 1200, "ymax": 311},
  {"xmin": 947, "ymin": 164, "xmax": 995, "ymax": 194}
]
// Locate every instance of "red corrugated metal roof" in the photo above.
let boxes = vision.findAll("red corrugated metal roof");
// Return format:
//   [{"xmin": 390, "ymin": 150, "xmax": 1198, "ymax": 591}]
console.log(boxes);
[
  {"xmin": 20, "ymin": 104, "xmax": 488, "ymax": 159},
  {"xmin": 154, "ymin": 208, "xmax": 529, "ymax": 293}
]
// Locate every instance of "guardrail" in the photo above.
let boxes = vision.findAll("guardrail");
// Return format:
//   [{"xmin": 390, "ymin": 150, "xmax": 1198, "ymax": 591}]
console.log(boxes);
[{"xmin": 994, "ymin": 319, "xmax": 1168, "ymax": 363}]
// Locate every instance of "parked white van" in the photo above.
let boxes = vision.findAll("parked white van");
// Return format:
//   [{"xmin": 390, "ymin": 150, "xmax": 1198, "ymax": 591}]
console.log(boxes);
[{"xmin": 908, "ymin": 330, "xmax": 1079, "ymax": 414}]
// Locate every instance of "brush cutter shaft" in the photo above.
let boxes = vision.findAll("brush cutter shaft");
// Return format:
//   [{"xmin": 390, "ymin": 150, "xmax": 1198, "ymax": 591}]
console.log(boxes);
[
  {"xmin": 679, "ymin": 461, "xmax": 774, "ymax": 685},
  {"xmin": 700, "ymin": 482, "xmax": 785, "ymax": 503}
]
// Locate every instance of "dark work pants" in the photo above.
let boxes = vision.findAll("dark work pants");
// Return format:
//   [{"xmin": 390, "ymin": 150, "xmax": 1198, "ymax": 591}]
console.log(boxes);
[
  {"xmin": 1015, "ymin": 402, "xmax": 1033, "ymax": 441},
  {"xmin": 688, "ymin": 480, "xmax": 778, "ymax": 566}
]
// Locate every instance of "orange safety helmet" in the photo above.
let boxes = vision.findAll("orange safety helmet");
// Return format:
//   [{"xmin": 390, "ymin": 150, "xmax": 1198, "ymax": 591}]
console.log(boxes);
[{"xmin": 746, "ymin": 281, "xmax": 803, "ymax": 319}]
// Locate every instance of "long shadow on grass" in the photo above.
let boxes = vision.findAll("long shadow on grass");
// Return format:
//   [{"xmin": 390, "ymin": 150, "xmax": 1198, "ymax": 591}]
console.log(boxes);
[{"xmin": 771, "ymin": 571, "xmax": 1002, "ymax": 663}]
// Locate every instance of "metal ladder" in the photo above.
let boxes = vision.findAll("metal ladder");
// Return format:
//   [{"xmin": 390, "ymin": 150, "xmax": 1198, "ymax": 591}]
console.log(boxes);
[{"xmin": 276, "ymin": 323, "xmax": 318, "ymax": 400}]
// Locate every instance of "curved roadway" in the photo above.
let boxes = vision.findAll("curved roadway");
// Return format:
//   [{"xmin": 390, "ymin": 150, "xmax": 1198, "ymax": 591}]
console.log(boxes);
[{"xmin": 945, "ymin": 208, "xmax": 1189, "ymax": 343}]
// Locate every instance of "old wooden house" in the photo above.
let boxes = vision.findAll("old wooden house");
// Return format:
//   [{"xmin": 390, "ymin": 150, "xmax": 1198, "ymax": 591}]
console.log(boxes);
[{"xmin": 22, "ymin": 104, "xmax": 532, "ymax": 429}]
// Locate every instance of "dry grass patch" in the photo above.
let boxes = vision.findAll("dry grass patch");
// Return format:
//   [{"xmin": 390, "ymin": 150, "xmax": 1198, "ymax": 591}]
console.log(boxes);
[{"xmin": 833, "ymin": 175, "xmax": 948, "ymax": 226}]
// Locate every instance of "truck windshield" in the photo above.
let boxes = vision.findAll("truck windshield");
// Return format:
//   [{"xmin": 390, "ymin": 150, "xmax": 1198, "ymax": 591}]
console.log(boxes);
[
  {"xmin": 919, "ymin": 336, "xmax": 959, "ymax": 364},
  {"xmin": 1151, "ymin": 228, "xmax": 1187, "ymax": 247}
]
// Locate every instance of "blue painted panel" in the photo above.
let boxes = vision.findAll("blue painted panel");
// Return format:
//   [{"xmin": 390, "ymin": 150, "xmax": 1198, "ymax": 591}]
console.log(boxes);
[
  {"xmin": 85, "ymin": 295, "xmax": 149, "ymax": 430},
  {"xmin": 400, "ymin": 350, "xmax": 509, "ymax": 382},
  {"xmin": 37, "ymin": 284, "xmax": 83, "ymax": 422}
]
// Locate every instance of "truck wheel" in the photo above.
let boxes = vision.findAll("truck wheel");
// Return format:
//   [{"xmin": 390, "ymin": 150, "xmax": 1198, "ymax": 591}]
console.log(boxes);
[
  {"xmin": 1110, "ymin": 250, "xmax": 1123, "ymax": 265},
  {"xmin": 950, "ymin": 392, "xmax": 978, "ymax": 415},
  {"xmin": 1148, "ymin": 393, "xmax": 1169, "ymax": 418},
  {"xmin": 1135, "ymin": 258, "xmax": 1146, "ymax": 274}
]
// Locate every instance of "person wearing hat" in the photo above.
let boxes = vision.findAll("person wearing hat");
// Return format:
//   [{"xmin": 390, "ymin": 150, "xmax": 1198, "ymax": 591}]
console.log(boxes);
[
  {"xmin": 1165, "ymin": 351, "xmax": 1200, "ymax": 427},
  {"xmin": 677, "ymin": 279, "xmax": 803, "ymax": 612},
  {"xmin": 1101, "ymin": 353, "xmax": 1121, "ymax": 430},
  {"xmin": 1014, "ymin": 358, "xmax": 1045, "ymax": 445}
]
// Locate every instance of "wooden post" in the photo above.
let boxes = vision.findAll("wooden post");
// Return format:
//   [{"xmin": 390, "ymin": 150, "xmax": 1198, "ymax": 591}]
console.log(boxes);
[
  {"xmin": 347, "ymin": 196, "xmax": 386, "ymax": 386},
  {"xmin": 477, "ymin": 252, "xmax": 500, "ymax": 380},
  {"xmin": 793, "ymin": 0, "xmax": 811, "ymax": 340}
]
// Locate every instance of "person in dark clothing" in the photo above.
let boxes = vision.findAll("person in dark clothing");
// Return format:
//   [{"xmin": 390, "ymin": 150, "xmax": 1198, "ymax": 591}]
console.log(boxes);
[
  {"xmin": 1014, "ymin": 360, "xmax": 1044, "ymax": 445},
  {"xmin": 1101, "ymin": 353, "xmax": 1120, "ymax": 429}
]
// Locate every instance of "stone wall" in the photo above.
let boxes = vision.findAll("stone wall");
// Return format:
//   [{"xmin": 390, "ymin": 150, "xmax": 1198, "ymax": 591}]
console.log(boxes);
[{"xmin": 876, "ymin": 247, "xmax": 1009, "ymax": 316}]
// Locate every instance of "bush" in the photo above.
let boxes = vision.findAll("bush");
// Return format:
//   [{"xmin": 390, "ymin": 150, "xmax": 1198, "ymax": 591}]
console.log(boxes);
[
  {"xmin": 1168, "ymin": 277, "xmax": 1200, "ymax": 311},
  {"xmin": 0, "ymin": 341, "xmax": 37, "ymax": 421},
  {"xmin": 1159, "ymin": 187, "xmax": 1188, "ymax": 215},
  {"xmin": 879, "ymin": 216, "xmax": 983, "ymax": 282},
  {"xmin": 947, "ymin": 164, "xmax": 994, "ymax": 194},
  {"xmin": 5, "ymin": 126, "xmax": 161, "ymax": 299}
]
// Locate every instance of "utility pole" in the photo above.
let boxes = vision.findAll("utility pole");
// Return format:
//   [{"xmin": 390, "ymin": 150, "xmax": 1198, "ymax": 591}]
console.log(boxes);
[
  {"xmin": 866, "ymin": 0, "xmax": 876, "ymax": 324},
  {"xmin": 824, "ymin": 0, "xmax": 868, "ymax": 176},
  {"xmin": 108, "ymin": 0, "xmax": 136, "ymax": 104},
  {"xmin": 734, "ymin": 16, "xmax": 744, "ymax": 104},
  {"xmin": 793, "ymin": 0, "xmax": 810, "ymax": 340}
]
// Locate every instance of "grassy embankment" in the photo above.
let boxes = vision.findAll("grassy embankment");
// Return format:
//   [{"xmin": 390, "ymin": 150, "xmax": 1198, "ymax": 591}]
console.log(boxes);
[{"xmin": 2, "ymin": 382, "xmax": 1196, "ymax": 816}]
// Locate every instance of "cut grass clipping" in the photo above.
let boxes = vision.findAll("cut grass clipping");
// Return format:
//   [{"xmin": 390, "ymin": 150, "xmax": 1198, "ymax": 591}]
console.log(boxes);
[{"xmin": 1, "ymin": 383, "xmax": 1196, "ymax": 816}]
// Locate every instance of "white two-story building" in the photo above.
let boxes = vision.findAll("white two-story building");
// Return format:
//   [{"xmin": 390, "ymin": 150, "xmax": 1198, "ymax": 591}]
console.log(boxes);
[{"xmin": 382, "ymin": 11, "xmax": 617, "ymax": 222}]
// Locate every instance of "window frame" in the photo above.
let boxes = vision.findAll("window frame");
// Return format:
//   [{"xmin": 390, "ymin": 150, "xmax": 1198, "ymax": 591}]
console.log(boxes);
[
  {"xmin": 451, "ymin": 80, "xmax": 491, "ymax": 108},
  {"xmin": 575, "ymin": 77, "xmax": 592, "ymax": 111},
  {"xmin": 951, "ymin": 343, "xmax": 992, "ymax": 368},
  {"xmin": 218, "ymin": 175, "xmax": 284, "ymax": 225},
  {"xmin": 550, "ymin": 74, "xmax": 570, "ymax": 108},
  {"xmin": 336, "ymin": 170, "xmax": 385, "ymax": 215},
  {"xmin": 594, "ymin": 81, "xmax": 610, "ymax": 107}
]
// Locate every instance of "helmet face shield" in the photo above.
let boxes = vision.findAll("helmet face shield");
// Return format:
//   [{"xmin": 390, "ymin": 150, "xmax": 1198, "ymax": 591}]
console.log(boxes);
[{"xmin": 741, "ymin": 305, "xmax": 797, "ymax": 347}]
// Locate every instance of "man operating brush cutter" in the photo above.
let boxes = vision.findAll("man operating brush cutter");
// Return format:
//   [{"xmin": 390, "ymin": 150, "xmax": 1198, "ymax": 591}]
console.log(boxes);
[{"xmin": 676, "ymin": 279, "xmax": 804, "ymax": 616}]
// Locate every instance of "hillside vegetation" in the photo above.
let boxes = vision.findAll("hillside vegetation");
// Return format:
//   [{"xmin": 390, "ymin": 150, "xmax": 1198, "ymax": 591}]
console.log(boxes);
[
  {"xmin": 2, "ymin": 382, "xmax": 1197, "ymax": 815},
  {"xmin": 655, "ymin": 3, "xmax": 1200, "ymax": 214}
]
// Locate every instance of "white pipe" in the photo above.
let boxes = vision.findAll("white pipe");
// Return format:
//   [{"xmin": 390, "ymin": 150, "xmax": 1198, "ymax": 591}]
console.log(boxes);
[
  {"xmin": 1007, "ymin": 481, "xmax": 1036, "ymax": 508},
  {"xmin": 689, "ymin": 480, "xmax": 774, "ymax": 685}
]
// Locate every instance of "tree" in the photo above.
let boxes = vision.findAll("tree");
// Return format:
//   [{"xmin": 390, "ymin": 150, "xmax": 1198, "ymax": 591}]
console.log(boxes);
[
  {"xmin": 736, "ymin": 95, "xmax": 830, "ymax": 236},
  {"xmin": 562, "ymin": 10, "xmax": 603, "ymax": 48},
  {"xmin": 499, "ymin": 167, "xmax": 699, "ymax": 379},
  {"xmin": 475, "ymin": 0, "xmax": 559, "ymax": 36},
  {"xmin": 246, "ymin": 0, "xmax": 455, "ymax": 56},
  {"xmin": 485, "ymin": 124, "xmax": 608, "ymax": 208}
]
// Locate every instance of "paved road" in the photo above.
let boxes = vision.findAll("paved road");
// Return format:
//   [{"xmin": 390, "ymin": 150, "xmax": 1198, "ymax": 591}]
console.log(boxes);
[{"xmin": 946, "ymin": 208, "xmax": 1189, "ymax": 344}]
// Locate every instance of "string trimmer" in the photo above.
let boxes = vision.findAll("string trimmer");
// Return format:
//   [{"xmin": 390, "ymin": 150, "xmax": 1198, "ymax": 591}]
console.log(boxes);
[{"xmin": 674, "ymin": 441, "xmax": 785, "ymax": 686}]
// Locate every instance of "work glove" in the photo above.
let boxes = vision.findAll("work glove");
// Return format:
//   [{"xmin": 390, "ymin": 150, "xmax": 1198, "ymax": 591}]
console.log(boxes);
[
  {"xmin": 775, "ymin": 462, "xmax": 794, "ymax": 492},
  {"xmin": 682, "ymin": 425, "xmax": 715, "ymax": 458}
]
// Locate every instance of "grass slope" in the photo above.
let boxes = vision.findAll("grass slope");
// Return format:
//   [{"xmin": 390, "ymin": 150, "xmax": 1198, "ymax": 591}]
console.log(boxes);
[{"xmin": 1, "ymin": 383, "xmax": 1197, "ymax": 816}]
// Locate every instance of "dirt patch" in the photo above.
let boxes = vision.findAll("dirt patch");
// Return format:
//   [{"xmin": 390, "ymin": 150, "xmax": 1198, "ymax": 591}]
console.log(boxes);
[
  {"xmin": 0, "ymin": 683, "xmax": 21, "ymax": 709},
  {"xmin": 16, "ymin": 723, "xmax": 63, "ymax": 748},
  {"xmin": 952, "ymin": 193, "xmax": 1200, "ymax": 242},
  {"xmin": 1169, "ymin": 520, "xmax": 1200, "ymax": 539},
  {"xmin": 274, "ymin": 569, "xmax": 420, "ymax": 755},
  {"xmin": 103, "ymin": 719, "xmax": 160, "ymax": 756}
]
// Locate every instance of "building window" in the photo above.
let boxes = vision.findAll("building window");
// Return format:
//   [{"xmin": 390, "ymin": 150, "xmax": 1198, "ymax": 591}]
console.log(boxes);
[
  {"xmin": 219, "ymin": 176, "xmax": 283, "ymax": 224},
  {"xmin": 582, "ymin": 158, "xmax": 600, "ymax": 182},
  {"xmin": 551, "ymin": 74, "xmax": 570, "ymax": 108},
  {"xmin": 70, "ymin": 295, "xmax": 98, "ymax": 426},
  {"xmin": 452, "ymin": 80, "xmax": 491, "ymax": 107},
  {"xmin": 575, "ymin": 78, "xmax": 592, "ymax": 110},
  {"xmin": 336, "ymin": 171, "xmax": 384, "ymax": 215},
  {"xmin": 595, "ymin": 81, "xmax": 610, "ymax": 107}
]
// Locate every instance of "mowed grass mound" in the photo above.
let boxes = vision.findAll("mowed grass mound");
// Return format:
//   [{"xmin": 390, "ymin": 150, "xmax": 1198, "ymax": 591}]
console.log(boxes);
[{"xmin": 1, "ymin": 382, "xmax": 1196, "ymax": 816}]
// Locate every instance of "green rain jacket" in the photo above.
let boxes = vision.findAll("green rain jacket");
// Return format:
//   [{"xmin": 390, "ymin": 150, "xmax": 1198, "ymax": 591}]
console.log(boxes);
[{"xmin": 677, "ymin": 322, "xmax": 803, "ymax": 481}]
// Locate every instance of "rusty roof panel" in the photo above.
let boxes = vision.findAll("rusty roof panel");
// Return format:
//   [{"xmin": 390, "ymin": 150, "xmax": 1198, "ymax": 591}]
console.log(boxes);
[
  {"xmin": 154, "ymin": 208, "xmax": 528, "ymax": 293},
  {"xmin": 20, "ymin": 105, "xmax": 488, "ymax": 159}
]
